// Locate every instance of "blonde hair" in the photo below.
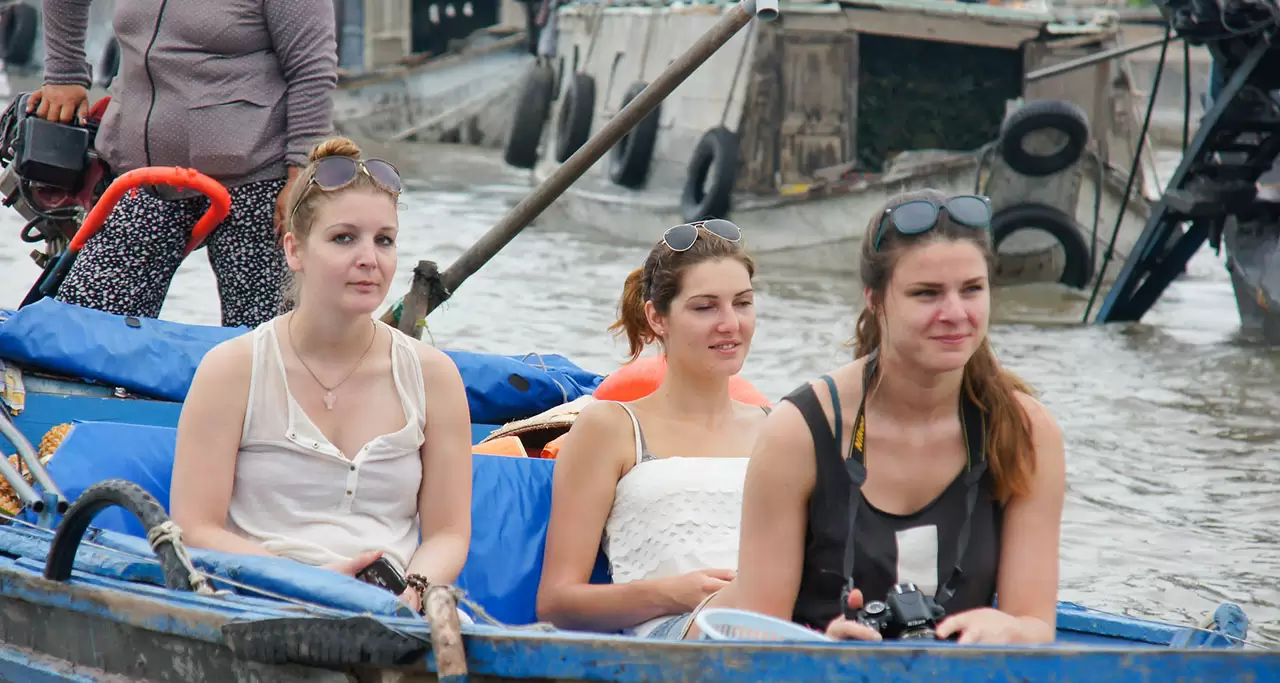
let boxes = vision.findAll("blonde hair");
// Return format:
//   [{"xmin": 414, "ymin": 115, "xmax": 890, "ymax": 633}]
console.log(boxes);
[{"xmin": 282, "ymin": 136, "xmax": 396, "ymax": 305}]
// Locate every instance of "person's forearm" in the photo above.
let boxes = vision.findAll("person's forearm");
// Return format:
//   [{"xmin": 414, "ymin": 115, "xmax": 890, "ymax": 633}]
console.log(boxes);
[
  {"xmin": 1011, "ymin": 614, "xmax": 1055, "ymax": 643},
  {"xmin": 41, "ymin": 0, "xmax": 93, "ymax": 86},
  {"xmin": 404, "ymin": 530, "xmax": 469, "ymax": 586},
  {"xmin": 538, "ymin": 579, "xmax": 681, "ymax": 633},
  {"xmin": 183, "ymin": 525, "xmax": 279, "ymax": 559}
]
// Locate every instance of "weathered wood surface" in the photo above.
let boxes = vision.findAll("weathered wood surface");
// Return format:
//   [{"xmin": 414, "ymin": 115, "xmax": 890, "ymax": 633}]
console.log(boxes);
[
  {"xmin": 736, "ymin": 23, "xmax": 784, "ymax": 192},
  {"xmin": 777, "ymin": 31, "xmax": 857, "ymax": 185}
]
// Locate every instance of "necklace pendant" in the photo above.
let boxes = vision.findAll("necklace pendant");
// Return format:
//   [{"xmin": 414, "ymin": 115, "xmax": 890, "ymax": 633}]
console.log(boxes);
[{"xmin": 323, "ymin": 392, "xmax": 336, "ymax": 411}]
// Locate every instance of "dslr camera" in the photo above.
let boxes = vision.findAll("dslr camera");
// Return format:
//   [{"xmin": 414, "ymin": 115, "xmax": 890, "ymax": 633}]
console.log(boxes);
[{"xmin": 845, "ymin": 582, "xmax": 947, "ymax": 640}]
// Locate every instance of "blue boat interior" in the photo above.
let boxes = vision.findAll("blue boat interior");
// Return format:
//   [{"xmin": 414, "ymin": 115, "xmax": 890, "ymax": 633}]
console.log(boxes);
[{"xmin": 0, "ymin": 301, "xmax": 1252, "ymax": 650}]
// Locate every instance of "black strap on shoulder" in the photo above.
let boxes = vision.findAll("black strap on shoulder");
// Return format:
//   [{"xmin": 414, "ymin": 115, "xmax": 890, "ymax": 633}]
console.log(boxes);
[
  {"xmin": 780, "ymin": 379, "xmax": 838, "ymax": 457},
  {"xmin": 841, "ymin": 349, "xmax": 987, "ymax": 608},
  {"xmin": 937, "ymin": 388, "xmax": 987, "ymax": 606},
  {"xmin": 819, "ymin": 374, "xmax": 842, "ymax": 452}
]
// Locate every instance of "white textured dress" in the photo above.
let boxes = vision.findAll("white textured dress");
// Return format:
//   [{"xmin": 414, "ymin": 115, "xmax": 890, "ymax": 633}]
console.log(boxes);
[{"xmin": 601, "ymin": 403, "xmax": 750, "ymax": 637}]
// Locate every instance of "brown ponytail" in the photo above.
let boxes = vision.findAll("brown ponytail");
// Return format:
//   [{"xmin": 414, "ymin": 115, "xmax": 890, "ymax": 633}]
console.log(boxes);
[
  {"xmin": 859, "ymin": 189, "xmax": 1036, "ymax": 502},
  {"xmin": 853, "ymin": 306, "xmax": 880, "ymax": 359},
  {"xmin": 608, "ymin": 266, "xmax": 657, "ymax": 362},
  {"xmin": 608, "ymin": 224, "xmax": 755, "ymax": 362}
]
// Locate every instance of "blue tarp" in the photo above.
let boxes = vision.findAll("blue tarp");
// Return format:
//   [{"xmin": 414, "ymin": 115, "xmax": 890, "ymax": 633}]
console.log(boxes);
[
  {"xmin": 0, "ymin": 298, "xmax": 603, "ymax": 424},
  {"xmin": 34, "ymin": 420, "xmax": 608, "ymax": 625}
]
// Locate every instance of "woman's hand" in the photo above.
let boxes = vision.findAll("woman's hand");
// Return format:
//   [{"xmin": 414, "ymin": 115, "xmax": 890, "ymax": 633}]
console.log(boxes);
[
  {"xmin": 320, "ymin": 549, "xmax": 383, "ymax": 577},
  {"xmin": 26, "ymin": 84, "xmax": 90, "ymax": 124},
  {"xmin": 823, "ymin": 588, "xmax": 883, "ymax": 641},
  {"xmin": 935, "ymin": 607, "xmax": 1049, "ymax": 644},
  {"xmin": 658, "ymin": 568, "xmax": 737, "ymax": 612}
]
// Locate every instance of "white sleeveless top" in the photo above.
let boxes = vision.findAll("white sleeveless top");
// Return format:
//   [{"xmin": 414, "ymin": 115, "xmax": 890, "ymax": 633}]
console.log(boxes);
[
  {"xmin": 224, "ymin": 317, "xmax": 428, "ymax": 574},
  {"xmin": 601, "ymin": 403, "xmax": 750, "ymax": 636}
]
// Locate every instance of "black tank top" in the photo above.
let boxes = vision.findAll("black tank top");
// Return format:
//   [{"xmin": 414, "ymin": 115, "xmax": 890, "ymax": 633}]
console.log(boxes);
[{"xmin": 783, "ymin": 351, "xmax": 1004, "ymax": 631}]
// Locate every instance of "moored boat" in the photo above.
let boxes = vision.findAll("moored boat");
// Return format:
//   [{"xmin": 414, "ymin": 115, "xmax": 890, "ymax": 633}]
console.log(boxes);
[
  {"xmin": 0, "ymin": 301, "xmax": 1268, "ymax": 681},
  {"xmin": 508, "ymin": 0, "xmax": 1167, "ymax": 287},
  {"xmin": 0, "ymin": 4, "xmax": 1272, "ymax": 675}
]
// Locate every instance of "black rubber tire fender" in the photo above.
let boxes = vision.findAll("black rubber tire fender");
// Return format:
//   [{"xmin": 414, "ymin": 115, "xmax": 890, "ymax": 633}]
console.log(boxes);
[
  {"xmin": 998, "ymin": 99, "xmax": 1090, "ymax": 177},
  {"xmin": 94, "ymin": 36, "xmax": 121, "ymax": 90},
  {"xmin": 990, "ymin": 202, "xmax": 1094, "ymax": 289},
  {"xmin": 680, "ymin": 126, "xmax": 739, "ymax": 222},
  {"xmin": 44, "ymin": 479, "xmax": 200, "ymax": 592},
  {"xmin": 608, "ymin": 81, "xmax": 662, "ymax": 189},
  {"xmin": 553, "ymin": 72, "xmax": 595, "ymax": 163},
  {"xmin": 0, "ymin": 2, "xmax": 38, "ymax": 66},
  {"xmin": 222, "ymin": 615, "xmax": 428, "ymax": 668},
  {"xmin": 502, "ymin": 62, "xmax": 556, "ymax": 169}
]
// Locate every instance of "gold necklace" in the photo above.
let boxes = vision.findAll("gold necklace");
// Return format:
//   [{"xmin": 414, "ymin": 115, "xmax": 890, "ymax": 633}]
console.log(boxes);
[{"xmin": 287, "ymin": 315, "xmax": 377, "ymax": 410}]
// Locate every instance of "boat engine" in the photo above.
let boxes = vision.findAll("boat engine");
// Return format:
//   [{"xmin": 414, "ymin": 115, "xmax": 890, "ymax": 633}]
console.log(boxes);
[{"xmin": 0, "ymin": 93, "xmax": 110, "ymax": 270}]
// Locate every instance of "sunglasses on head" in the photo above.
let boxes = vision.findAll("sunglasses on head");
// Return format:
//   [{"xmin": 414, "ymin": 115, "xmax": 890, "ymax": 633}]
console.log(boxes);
[
  {"xmin": 662, "ymin": 219, "xmax": 742, "ymax": 252},
  {"xmin": 873, "ymin": 194, "xmax": 992, "ymax": 252},
  {"xmin": 291, "ymin": 156, "xmax": 403, "ymax": 215}
]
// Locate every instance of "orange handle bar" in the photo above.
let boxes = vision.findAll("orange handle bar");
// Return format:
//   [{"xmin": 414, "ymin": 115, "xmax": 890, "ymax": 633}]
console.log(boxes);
[{"xmin": 70, "ymin": 167, "xmax": 232, "ymax": 257}]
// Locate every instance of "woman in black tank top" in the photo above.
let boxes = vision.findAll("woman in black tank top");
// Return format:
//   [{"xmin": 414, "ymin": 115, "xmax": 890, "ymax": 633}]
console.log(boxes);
[{"xmin": 703, "ymin": 189, "xmax": 1067, "ymax": 645}]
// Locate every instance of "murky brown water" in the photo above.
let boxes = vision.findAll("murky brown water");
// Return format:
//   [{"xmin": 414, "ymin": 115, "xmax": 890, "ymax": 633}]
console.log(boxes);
[{"xmin": 0, "ymin": 139, "xmax": 1275, "ymax": 646}]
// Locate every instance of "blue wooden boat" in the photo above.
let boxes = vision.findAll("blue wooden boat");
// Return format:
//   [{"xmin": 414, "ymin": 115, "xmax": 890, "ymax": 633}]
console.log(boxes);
[{"xmin": 0, "ymin": 297, "xmax": 1274, "ymax": 681}]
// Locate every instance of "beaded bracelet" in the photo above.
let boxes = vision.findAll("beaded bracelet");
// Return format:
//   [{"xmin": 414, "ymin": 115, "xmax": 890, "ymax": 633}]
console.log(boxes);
[{"xmin": 406, "ymin": 573, "xmax": 431, "ymax": 614}]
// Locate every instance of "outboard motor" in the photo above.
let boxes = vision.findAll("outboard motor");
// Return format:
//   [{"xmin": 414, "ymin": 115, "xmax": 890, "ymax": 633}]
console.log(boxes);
[{"xmin": 0, "ymin": 93, "xmax": 110, "ymax": 270}]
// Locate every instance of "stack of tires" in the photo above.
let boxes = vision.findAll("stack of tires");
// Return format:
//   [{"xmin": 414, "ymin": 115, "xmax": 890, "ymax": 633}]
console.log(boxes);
[{"xmin": 990, "ymin": 98, "xmax": 1094, "ymax": 289}]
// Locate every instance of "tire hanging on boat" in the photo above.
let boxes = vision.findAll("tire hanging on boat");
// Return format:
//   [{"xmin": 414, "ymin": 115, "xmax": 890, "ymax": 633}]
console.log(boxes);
[
  {"xmin": 0, "ymin": 2, "xmax": 37, "ymax": 66},
  {"xmin": 997, "ymin": 99, "xmax": 1090, "ymax": 177},
  {"xmin": 502, "ymin": 62, "xmax": 556, "ymax": 169},
  {"xmin": 990, "ymin": 202, "xmax": 1093, "ymax": 289},
  {"xmin": 608, "ymin": 81, "xmax": 662, "ymax": 189},
  {"xmin": 553, "ymin": 72, "xmax": 596, "ymax": 163},
  {"xmin": 681, "ymin": 126, "xmax": 739, "ymax": 222},
  {"xmin": 95, "ymin": 36, "xmax": 121, "ymax": 90}
]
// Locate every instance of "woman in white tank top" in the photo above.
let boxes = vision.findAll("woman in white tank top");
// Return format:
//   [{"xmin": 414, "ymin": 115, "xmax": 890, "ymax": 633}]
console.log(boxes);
[
  {"xmin": 170, "ymin": 137, "xmax": 474, "ymax": 616},
  {"xmin": 536, "ymin": 220, "xmax": 770, "ymax": 639}
]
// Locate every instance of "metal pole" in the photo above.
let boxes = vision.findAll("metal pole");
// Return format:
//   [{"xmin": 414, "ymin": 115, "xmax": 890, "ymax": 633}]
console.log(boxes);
[{"xmin": 1025, "ymin": 32, "xmax": 1177, "ymax": 84}]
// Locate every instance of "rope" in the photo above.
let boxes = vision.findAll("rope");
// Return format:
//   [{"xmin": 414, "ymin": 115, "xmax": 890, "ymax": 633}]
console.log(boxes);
[
  {"xmin": 439, "ymin": 584, "xmax": 557, "ymax": 632},
  {"xmin": 145, "ymin": 520, "xmax": 215, "ymax": 595},
  {"xmin": 1081, "ymin": 27, "xmax": 1172, "ymax": 322}
]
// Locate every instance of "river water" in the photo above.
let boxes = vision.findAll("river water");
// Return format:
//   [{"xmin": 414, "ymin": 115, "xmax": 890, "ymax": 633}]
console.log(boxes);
[{"xmin": 0, "ymin": 138, "xmax": 1276, "ymax": 646}]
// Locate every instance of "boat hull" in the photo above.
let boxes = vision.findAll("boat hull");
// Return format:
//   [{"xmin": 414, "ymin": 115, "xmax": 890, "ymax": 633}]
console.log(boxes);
[
  {"xmin": 535, "ymin": 152, "xmax": 1151, "ymax": 285},
  {"xmin": 0, "ymin": 567, "xmax": 1268, "ymax": 682},
  {"xmin": 333, "ymin": 32, "xmax": 535, "ymax": 147}
]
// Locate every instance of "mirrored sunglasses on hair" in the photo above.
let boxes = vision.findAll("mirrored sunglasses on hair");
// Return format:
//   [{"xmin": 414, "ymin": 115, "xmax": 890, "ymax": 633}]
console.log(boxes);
[
  {"xmin": 662, "ymin": 218, "xmax": 743, "ymax": 252},
  {"xmin": 292, "ymin": 157, "xmax": 404, "ymax": 216},
  {"xmin": 873, "ymin": 194, "xmax": 991, "ymax": 252}
]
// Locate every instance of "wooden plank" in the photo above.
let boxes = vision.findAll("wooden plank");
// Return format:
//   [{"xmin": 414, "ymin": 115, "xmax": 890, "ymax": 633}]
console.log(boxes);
[
  {"xmin": 831, "ymin": 6, "xmax": 1043, "ymax": 50},
  {"xmin": 777, "ymin": 32, "xmax": 856, "ymax": 184},
  {"xmin": 734, "ymin": 23, "xmax": 784, "ymax": 192}
]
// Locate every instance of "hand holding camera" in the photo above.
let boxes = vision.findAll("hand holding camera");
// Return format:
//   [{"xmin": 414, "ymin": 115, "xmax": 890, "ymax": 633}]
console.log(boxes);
[
  {"xmin": 825, "ymin": 582, "xmax": 947, "ymax": 642},
  {"xmin": 848, "ymin": 582, "xmax": 947, "ymax": 640}
]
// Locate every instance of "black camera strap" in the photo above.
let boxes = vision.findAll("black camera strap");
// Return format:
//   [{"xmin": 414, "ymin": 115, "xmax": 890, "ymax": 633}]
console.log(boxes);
[{"xmin": 823, "ymin": 348, "xmax": 988, "ymax": 610}]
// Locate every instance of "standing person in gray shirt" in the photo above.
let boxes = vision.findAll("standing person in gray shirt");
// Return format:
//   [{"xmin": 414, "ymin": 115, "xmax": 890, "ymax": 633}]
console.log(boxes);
[{"xmin": 26, "ymin": 0, "xmax": 338, "ymax": 328}]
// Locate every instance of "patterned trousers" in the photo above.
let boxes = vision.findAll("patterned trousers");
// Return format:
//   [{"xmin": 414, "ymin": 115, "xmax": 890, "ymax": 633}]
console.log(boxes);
[{"xmin": 55, "ymin": 178, "xmax": 290, "ymax": 328}]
